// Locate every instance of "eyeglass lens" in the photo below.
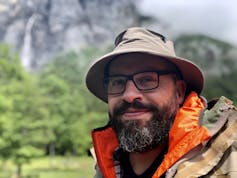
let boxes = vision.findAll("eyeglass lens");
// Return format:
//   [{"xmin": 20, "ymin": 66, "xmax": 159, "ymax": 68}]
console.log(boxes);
[{"xmin": 104, "ymin": 72, "xmax": 159, "ymax": 94}]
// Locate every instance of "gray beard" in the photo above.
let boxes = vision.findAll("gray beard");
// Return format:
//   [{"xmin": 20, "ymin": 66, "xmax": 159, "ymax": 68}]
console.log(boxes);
[{"xmin": 109, "ymin": 100, "xmax": 178, "ymax": 153}]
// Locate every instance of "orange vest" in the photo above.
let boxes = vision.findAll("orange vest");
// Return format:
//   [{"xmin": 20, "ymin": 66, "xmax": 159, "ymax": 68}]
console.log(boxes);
[{"xmin": 91, "ymin": 92, "xmax": 211, "ymax": 178}]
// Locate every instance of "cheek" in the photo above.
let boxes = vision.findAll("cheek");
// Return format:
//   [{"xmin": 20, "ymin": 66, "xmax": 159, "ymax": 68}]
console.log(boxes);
[
  {"xmin": 108, "ymin": 96, "xmax": 118, "ymax": 113},
  {"xmin": 146, "ymin": 85, "xmax": 177, "ymax": 107}
]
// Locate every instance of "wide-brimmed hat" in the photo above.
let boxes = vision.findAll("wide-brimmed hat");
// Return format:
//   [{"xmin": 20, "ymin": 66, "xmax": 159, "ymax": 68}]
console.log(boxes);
[{"xmin": 86, "ymin": 27, "xmax": 204, "ymax": 102}]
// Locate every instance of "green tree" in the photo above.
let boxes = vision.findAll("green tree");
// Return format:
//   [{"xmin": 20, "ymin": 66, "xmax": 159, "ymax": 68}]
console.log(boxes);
[
  {"xmin": 203, "ymin": 71, "xmax": 237, "ymax": 104},
  {"xmin": 39, "ymin": 74, "xmax": 86, "ymax": 155},
  {"xmin": 0, "ymin": 44, "xmax": 50, "ymax": 177},
  {"xmin": 39, "ymin": 46, "xmax": 109, "ymax": 156}
]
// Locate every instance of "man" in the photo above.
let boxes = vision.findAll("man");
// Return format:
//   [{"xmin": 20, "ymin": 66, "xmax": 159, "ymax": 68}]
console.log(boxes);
[{"xmin": 86, "ymin": 27, "xmax": 237, "ymax": 178}]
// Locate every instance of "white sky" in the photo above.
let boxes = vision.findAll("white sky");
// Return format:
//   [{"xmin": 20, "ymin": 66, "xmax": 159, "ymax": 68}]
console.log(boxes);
[{"xmin": 138, "ymin": 0, "xmax": 237, "ymax": 46}]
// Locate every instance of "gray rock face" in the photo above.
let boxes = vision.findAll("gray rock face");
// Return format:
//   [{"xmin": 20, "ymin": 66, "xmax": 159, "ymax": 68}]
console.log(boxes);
[
  {"xmin": 0, "ymin": 0, "xmax": 141, "ymax": 70},
  {"xmin": 174, "ymin": 34, "xmax": 237, "ymax": 77}
]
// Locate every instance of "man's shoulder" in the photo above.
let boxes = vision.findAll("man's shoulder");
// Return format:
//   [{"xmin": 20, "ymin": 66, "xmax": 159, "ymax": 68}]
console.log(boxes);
[
  {"xmin": 203, "ymin": 96, "xmax": 237, "ymax": 133},
  {"xmin": 172, "ymin": 96, "xmax": 237, "ymax": 177}
]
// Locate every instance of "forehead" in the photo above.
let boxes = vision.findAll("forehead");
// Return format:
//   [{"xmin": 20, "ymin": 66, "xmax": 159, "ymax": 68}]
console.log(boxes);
[{"xmin": 109, "ymin": 53, "xmax": 170, "ymax": 74}]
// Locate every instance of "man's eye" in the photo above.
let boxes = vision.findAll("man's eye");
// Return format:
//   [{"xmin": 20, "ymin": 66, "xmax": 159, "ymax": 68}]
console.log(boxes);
[
  {"xmin": 111, "ymin": 79, "xmax": 125, "ymax": 86},
  {"xmin": 138, "ymin": 76, "xmax": 156, "ymax": 84}
]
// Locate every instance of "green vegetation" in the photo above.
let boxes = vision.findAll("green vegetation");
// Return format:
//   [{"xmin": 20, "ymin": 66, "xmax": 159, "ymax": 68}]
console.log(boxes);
[
  {"xmin": 0, "ymin": 156, "xmax": 95, "ymax": 178},
  {"xmin": 203, "ymin": 70, "xmax": 237, "ymax": 102},
  {"xmin": 0, "ymin": 44, "xmax": 107, "ymax": 177}
]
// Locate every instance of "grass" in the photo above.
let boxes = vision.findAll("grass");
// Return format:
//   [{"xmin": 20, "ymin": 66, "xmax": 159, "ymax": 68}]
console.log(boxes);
[{"xmin": 0, "ymin": 156, "xmax": 95, "ymax": 178}]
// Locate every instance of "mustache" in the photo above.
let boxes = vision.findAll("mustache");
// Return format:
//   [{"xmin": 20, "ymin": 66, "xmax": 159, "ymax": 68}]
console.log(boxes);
[{"xmin": 113, "ymin": 100, "xmax": 158, "ymax": 116}]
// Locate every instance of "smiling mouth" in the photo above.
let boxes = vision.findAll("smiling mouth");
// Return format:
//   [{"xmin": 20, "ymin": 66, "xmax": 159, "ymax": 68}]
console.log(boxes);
[{"xmin": 121, "ymin": 109, "xmax": 152, "ymax": 121}]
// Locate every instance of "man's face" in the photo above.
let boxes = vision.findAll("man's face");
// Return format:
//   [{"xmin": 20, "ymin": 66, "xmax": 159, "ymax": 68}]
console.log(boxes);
[{"xmin": 107, "ymin": 53, "xmax": 186, "ymax": 152}]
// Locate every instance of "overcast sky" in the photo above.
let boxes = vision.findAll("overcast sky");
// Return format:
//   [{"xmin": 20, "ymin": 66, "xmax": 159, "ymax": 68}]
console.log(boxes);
[{"xmin": 138, "ymin": 0, "xmax": 237, "ymax": 46}]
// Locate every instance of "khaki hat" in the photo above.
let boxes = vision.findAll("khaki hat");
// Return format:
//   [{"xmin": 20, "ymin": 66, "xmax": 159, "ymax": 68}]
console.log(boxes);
[{"xmin": 86, "ymin": 27, "xmax": 204, "ymax": 102}]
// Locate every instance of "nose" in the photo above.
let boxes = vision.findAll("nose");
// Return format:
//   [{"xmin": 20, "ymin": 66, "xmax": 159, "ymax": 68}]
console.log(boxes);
[{"xmin": 121, "ymin": 80, "xmax": 142, "ymax": 103}]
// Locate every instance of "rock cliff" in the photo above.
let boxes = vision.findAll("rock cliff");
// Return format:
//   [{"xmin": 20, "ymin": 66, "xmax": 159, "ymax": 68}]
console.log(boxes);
[{"xmin": 0, "ymin": 0, "xmax": 142, "ymax": 70}]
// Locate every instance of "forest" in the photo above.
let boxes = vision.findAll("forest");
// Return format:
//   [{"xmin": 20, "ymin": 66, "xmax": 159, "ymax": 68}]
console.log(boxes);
[{"xmin": 0, "ymin": 44, "xmax": 109, "ymax": 177}]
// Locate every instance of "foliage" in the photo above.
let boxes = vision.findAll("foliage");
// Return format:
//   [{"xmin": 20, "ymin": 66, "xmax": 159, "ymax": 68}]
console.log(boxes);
[
  {"xmin": 0, "ymin": 43, "xmax": 109, "ymax": 176},
  {"xmin": 38, "ymin": 46, "xmax": 109, "ymax": 155},
  {"xmin": 0, "ymin": 44, "xmax": 47, "ymax": 177},
  {"xmin": 0, "ymin": 156, "xmax": 95, "ymax": 178},
  {"xmin": 0, "ymin": 44, "xmax": 25, "ymax": 82},
  {"xmin": 203, "ymin": 70, "xmax": 237, "ymax": 104}
]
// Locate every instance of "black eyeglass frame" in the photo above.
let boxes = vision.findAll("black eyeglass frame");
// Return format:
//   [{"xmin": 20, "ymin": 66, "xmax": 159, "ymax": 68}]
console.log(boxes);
[{"xmin": 103, "ymin": 70, "xmax": 176, "ymax": 95}]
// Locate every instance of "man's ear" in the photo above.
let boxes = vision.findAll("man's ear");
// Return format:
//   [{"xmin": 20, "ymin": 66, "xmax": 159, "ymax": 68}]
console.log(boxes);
[{"xmin": 176, "ymin": 80, "xmax": 187, "ymax": 105}]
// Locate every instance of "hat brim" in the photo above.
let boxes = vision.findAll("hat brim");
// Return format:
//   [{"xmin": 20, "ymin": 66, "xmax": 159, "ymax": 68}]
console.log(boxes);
[{"xmin": 86, "ymin": 48, "xmax": 204, "ymax": 103}]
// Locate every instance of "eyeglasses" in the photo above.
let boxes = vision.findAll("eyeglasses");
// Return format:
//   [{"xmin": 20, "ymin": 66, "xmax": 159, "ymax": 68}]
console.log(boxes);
[{"xmin": 103, "ymin": 70, "xmax": 176, "ymax": 95}]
